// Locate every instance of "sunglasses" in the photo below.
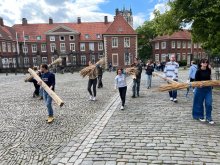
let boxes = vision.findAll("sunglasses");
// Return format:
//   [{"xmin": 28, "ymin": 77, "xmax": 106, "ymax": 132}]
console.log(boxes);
[{"xmin": 202, "ymin": 61, "xmax": 208, "ymax": 64}]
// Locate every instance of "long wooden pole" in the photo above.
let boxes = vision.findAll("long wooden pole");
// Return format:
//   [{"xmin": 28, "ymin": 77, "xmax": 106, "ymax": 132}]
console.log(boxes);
[
  {"xmin": 28, "ymin": 68, "xmax": 64, "ymax": 107},
  {"xmin": 152, "ymin": 72, "xmax": 178, "ymax": 84}
]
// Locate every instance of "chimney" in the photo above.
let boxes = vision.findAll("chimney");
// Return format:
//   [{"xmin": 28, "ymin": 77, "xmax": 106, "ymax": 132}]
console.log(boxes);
[
  {"xmin": 22, "ymin": 18, "xmax": 28, "ymax": 25},
  {"xmin": 49, "ymin": 17, "xmax": 53, "ymax": 24},
  {"xmin": 104, "ymin": 16, "xmax": 108, "ymax": 24},
  {"xmin": 77, "ymin": 17, "xmax": 81, "ymax": 24},
  {"xmin": 0, "ymin": 17, "xmax": 4, "ymax": 26}
]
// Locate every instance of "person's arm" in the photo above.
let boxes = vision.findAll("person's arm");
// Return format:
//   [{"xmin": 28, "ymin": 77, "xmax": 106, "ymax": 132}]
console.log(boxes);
[
  {"xmin": 114, "ymin": 76, "xmax": 118, "ymax": 89},
  {"xmin": 50, "ymin": 74, "xmax": 55, "ymax": 90}
]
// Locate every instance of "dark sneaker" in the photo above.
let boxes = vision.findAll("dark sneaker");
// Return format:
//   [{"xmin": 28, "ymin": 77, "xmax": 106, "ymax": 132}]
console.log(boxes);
[{"xmin": 132, "ymin": 95, "xmax": 136, "ymax": 98}]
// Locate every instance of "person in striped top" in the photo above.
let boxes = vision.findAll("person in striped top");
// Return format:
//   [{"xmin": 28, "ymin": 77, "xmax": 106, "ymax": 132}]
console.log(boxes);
[{"xmin": 164, "ymin": 55, "xmax": 179, "ymax": 102}]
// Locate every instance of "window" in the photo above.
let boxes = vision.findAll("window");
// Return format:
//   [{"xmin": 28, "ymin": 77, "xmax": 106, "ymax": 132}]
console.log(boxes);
[
  {"xmin": 98, "ymin": 42, "xmax": 103, "ymax": 50},
  {"xmin": 161, "ymin": 54, "xmax": 166, "ymax": 62},
  {"xmin": 96, "ymin": 34, "xmax": 101, "ymax": 39},
  {"xmin": 7, "ymin": 43, "xmax": 11, "ymax": 52},
  {"xmin": 198, "ymin": 43, "xmax": 202, "ymax": 48},
  {"xmin": 50, "ymin": 43, "xmax": 56, "ymax": 52},
  {"xmin": 171, "ymin": 41, "xmax": 175, "ymax": 49},
  {"xmin": 36, "ymin": 36, "xmax": 41, "ymax": 40},
  {"xmin": 124, "ymin": 53, "xmax": 131, "ymax": 65},
  {"xmin": 188, "ymin": 41, "xmax": 191, "ymax": 48},
  {"xmin": 24, "ymin": 57, "xmax": 29, "ymax": 66},
  {"xmin": 177, "ymin": 41, "xmax": 181, "ymax": 48},
  {"xmin": 155, "ymin": 42, "xmax": 159, "ymax": 49},
  {"xmin": 182, "ymin": 53, "xmax": 186, "ymax": 60},
  {"xmin": 24, "ymin": 35, "xmax": 29, "ymax": 41},
  {"xmin": 98, "ymin": 53, "xmax": 103, "ymax": 59},
  {"xmin": 32, "ymin": 44, "xmax": 37, "ymax": 53},
  {"xmin": 91, "ymin": 55, "xmax": 95, "ymax": 64},
  {"xmin": 81, "ymin": 55, "xmax": 86, "ymax": 65},
  {"xmin": 70, "ymin": 43, "xmax": 75, "ymax": 51},
  {"xmin": 41, "ymin": 44, "xmax": 47, "ymax": 52},
  {"xmin": 85, "ymin": 34, "xmax": 90, "ymax": 39},
  {"xmin": 80, "ymin": 43, "xmax": 85, "ymax": 51},
  {"xmin": 155, "ymin": 54, "xmax": 159, "ymax": 62},
  {"xmin": 182, "ymin": 41, "xmax": 186, "ymax": 48},
  {"xmin": 72, "ymin": 56, "xmax": 76, "ymax": 65},
  {"xmin": 42, "ymin": 57, "xmax": 47, "ymax": 63},
  {"xmin": 60, "ymin": 43, "xmax": 66, "ymax": 52},
  {"xmin": 124, "ymin": 37, "xmax": 130, "ymax": 48},
  {"xmin": 193, "ymin": 52, "xmax": 198, "ymax": 59},
  {"xmin": 177, "ymin": 53, "xmax": 181, "ymax": 61},
  {"xmin": 198, "ymin": 52, "xmax": 201, "ymax": 59},
  {"xmin": 112, "ymin": 53, "xmax": 118, "ymax": 66},
  {"xmin": 50, "ymin": 36, "xmax": 55, "ymax": 41},
  {"xmin": 161, "ymin": 42, "xmax": 166, "ymax": 49},
  {"xmin": 112, "ymin": 37, "xmax": 118, "ymax": 48},
  {"xmin": 23, "ymin": 45, "xmax": 28, "ymax": 53},
  {"xmin": 2, "ymin": 42, "xmax": 6, "ymax": 52},
  {"xmin": 12, "ymin": 43, "xmax": 16, "ymax": 52},
  {"xmin": 59, "ymin": 36, "xmax": 65, "ymax": 41},
  {"xmin": 194, "ymin": 43, "xmax": 197, "ymax": 48},
  {"xmin": 89, "ymin": 43, "xmax": 94, "ymax": 51},
  {"xmin": 69, "ymin": 35, "xmax": 75, "ymax": 41},
  {"xmin": 33, "ymin": 57, "xmax": 37, "ymax": 65}
]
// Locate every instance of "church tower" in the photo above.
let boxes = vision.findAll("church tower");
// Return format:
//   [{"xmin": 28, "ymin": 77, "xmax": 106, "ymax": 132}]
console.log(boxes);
[{"xmin": 115, "ymin": 7, "xmax": 133, "ymax": 28}]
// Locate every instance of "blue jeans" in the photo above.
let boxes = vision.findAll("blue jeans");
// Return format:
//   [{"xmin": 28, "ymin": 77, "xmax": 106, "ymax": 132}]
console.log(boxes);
[
  {"xmin": 132, "ymin": 78, "xmax": 141, "ymax": 96},
  {"xmin": 43, "ymin": 90, "xmax": 53, "ymax": 116},
  {"xmin": 168, "ymin": 79, "xmax": 177, "ymax": 99},
  {"xmin": 192, "ymin": 87, "xmax": 212, "ymax": 121},
  {"xmin": 146, "ymin": 74, "xmax": 152, "ymax": 88},
  {"xmin": 39, "ymin": 87, "xmax": 43, "ymax": 97}
]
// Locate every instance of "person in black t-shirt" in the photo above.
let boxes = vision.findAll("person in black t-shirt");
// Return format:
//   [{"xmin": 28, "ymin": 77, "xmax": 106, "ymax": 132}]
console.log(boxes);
[{"xmin": 192, "ymin": 59, "xmax": 214, "ymax": 124}]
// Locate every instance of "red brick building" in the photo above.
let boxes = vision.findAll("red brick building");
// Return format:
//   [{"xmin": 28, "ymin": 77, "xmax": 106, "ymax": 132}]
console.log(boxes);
[
  {"xmin": 0, "ymin": 13, "xmax": 137, "ymax": 69},
  {"xmin": 151, "ymin": 30, "xmax": 207, "ymax": 65}
]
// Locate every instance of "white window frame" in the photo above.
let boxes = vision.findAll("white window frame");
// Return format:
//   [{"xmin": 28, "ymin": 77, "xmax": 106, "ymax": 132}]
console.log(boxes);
[
  {"xmin": 177, "ymin": 53, "xmax": 181, "ymax": 61},
  {"xmin": 50, "ymin": 36, "xmax": 55, "ymax": 41},
  {"xmin": 32, "ymin": 44, "xmax": 37, "ymax": 53},
  {"xmin": 96, "ymin": 34, "xmax": 101, "ymax": 39},
  {"xmin": 124, "ymin": 37, "xmax": 130, "ymax": 48},
  {"xmin": 80, "ymin": 43, "xmax": 85, "ymax": 51},
  {"xmin": 42, "ymin": 57, "xmax": 48, "ymax": 63},
  {"xmin": 12, "ymin": 43, "xmax": 16, "ymax": 52},
  {"xmin": 69, "ymin": 35, "xmax": 75, "ymax": 41},
  {"xmin": 161, "ymin": 42, "xmax": 166, "ymax": 49},
  {"xmin": 23, "ymin": 45, "xmax": 28, "ymax": 53},
  {"xmin": 161, "ymin": 54, "xmax": 167, "ymax": 62},
  {"xmin": 33, "ymin": 57, "xmax": 37, "ymax": 66},
  {"xmin": 41, "ymin": 44, "xmax": 47, "ymax": 52},
  {"xmin": 177, "ymin": 41, "xmax": 181, "ymax": 49},
  {"xmin": 98, "ymin": 53, "xmax": 103, "ymax": 59},
  {"xmin": 194, "ymin": 43, "xmax": 197, "ymax": 48},
  {"xmin": 81, "ymin": 55, "xmax": 86, "ymax": 65},
  {"xmin": 59, "ymin": 36, "xmax": 65, "ymax": 41},
  {"xmin": 188, "ymin": 41, "xmax": 191, "ymax": 48},
  {"xmin": 98, "ymin": 42, "xmax": 103, "ymax": 51},
  {"xmin": 89, "ymin": 43, "xmax": 94, "ymax": 51},
  {"xmin": 24, "ymin": 57, "xmax": 29, "ymax": 66},
  {"xmin": 60, "ymin": 43, "xmax": 66, "ymax": 52},
  {"xmin": 155, "ymin": 54, "xmax": 159, "ymax": 62},
  {"xmin": 155, "ymin": 42, "xmax": 159, "ymax": 50},
  {"xmin": 91, "ymin": 55, "xmax": 95, "ymax": 64},
  {"xmin": 70, "ymin": 43, "xmax": 75, "ymax": 51},
  {"xmin": 36, "ymin": 36, "xmax": 41, "ymax": 40},
  {"xmin": 72, "ymin": 56, "xmax": 76, "ymax": 65},
  {"xmin": 50, "ymin": 43, "xmax": 56, "ymax": 52},
  {"xmin": 7, "ymin": 43, "xmax": 11, "ymax": 52},
  {"xmin": 171, "ymin": 41, "xmax": 175, "ymax": 49},
  {"xmin": 182, "ymin": 41, "xmax": 186, "ymax": 48},
  {"xmin": 112, "ymin": 53, "xmax": 118, "ymax": 66},
  {"xmin": 182, "ymin": 53, "xmax": 186, "ymax": 60},
  {"xmin": 124, "ymin": 53, "xmax": 131, "ymax": 65},
  {"xmin": 112, "ymin": 37, "xmax": 118, "ymax": 48}
]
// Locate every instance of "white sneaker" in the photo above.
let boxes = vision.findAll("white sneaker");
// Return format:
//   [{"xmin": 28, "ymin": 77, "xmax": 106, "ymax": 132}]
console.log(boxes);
[
  {"xmin": 92, "ymin": 97, "xmax": 96, "ymax": 101},
  {"xmin": 89, "ymin": 96, "xmax": 93, "ymax": 101},
  {"xmin": 170, "ymin": 97, "xmax": 173, "ymax": 101},
  {"xmin": 199, "ymin": 118, "xmax": 206, "ymax": 122},
  {"xmin": 173, "ymin": 98, "xmax": 177, "ymax": 102},
  {"xmin": 207, "ymin": 120, "xmax": 215, "ymax": 125},
  {"xmin": 120, "ymin": 106, "xmax": 124, "ymax": 110}
]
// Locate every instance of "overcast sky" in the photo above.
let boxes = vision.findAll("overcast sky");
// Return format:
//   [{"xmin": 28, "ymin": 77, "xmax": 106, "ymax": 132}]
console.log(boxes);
[{"xmin": 0, "ymin": 0, "xmax": 169, "ymax": 29}]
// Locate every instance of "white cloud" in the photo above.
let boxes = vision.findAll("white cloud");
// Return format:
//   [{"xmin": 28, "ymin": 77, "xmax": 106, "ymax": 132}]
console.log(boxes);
[
  {"xmin": 149, "ymin": 2, "xmax": 170, "ymax": 20},
  {"xmin": 133, "ymin": 13, "xmax": 145, "ymax": 29}
]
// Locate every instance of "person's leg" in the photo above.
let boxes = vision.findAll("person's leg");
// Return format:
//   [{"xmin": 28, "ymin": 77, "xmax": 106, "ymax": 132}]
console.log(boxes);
[
  {"xmin": 132, "ymin": 79, "xmax": 136, "ymax": 97},
  {"xmin": 43, "ymin": 91, "xmax": 53, "ymax": 117},
  {"xmin": 87, "ymin": 79, "xmax": 93, "ymax": 96},
  {"xmin": 97, "ymin": 75, "xmax": 101, "ymax": 88},
  {"xmin": 172, "ymin": 90, "xmax": 177, "ymax": 99},
  {"xmin": 169, "ymin": 91, "xmax": 173, "ymax": 100},
  {"xmin": 118, "ymin": 87, "xmax": 123, "ymax": 104},
  {"xmin": 192, "ymin": 88, "xmax": 205, "ymax": 120},
  {"xmin": 92, "ymin": 78, "xmax": 97, "ymax": 97},
  {"xmin": 136, "ymin": 78, "xmax": 141, "ymax": 96},
  {"xmin": 121, "ymin": 86, "xmax": 127, "ymax": 106},
  {"xmin": 148, "ymin": 75, "xmax": 152, "ymax": 88},
  {"xmin": 100, "ymin": 75, "xmax": 103, "ymax": 87},
  {"xmin": 205, "ymin": 87, "xmax": 213, "ymax": 122}
]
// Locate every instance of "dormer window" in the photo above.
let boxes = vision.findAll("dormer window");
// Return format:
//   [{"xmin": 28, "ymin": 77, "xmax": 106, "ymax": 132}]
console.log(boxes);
[
  {"xmin": 60, "ymin": 36, "xmax": 65, "ymax": 41},
  {"xmin": 50, "ymin": 36, "xmax": 55, "ymax": 41},
  {"xmin": 24, "ymin": 35, "xmax": 29, "ymax": 40},
  {"xmin": 85, "ymin": 34, "xmax": 90, "ymax": 39},
  {"xmin": 36, "ymin": 36, "xmax": 42, "ymax": 40},
  {"xmin": 96, "ymin": 34, "xmax": 101, "ymax": 39}
]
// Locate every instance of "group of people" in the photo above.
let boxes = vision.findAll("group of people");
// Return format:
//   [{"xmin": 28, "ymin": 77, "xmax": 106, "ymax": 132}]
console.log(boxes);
[{"xmin": 28, "ymin": 55, "xmax": 216, "ymax": 125}]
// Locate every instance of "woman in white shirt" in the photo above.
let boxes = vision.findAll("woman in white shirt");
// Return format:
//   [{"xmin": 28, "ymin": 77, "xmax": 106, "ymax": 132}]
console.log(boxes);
[{"xmin": 115, "ymin": 68, "xmax": 127, "ymax": 110}]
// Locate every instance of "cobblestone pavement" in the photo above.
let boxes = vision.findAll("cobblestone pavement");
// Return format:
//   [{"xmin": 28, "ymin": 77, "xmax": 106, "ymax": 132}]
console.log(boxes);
[
  {"xmin": 51, "ymin": 70, "xmax": 220, "ymax": 165},
  {"xmin": 0, "ymin": 71, "xmax": 120, "ymax": 165}
]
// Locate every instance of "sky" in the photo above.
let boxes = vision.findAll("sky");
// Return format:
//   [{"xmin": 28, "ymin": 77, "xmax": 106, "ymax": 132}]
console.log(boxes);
[{"xmin": 0, "ymin": 0, "xmax": 169, "ymax": 29}]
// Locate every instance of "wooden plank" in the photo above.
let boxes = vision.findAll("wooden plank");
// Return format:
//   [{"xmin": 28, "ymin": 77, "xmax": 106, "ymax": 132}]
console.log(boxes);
[{"xmin": 28, "ymin": 68, "xmax": 64, "ymax": 107}]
